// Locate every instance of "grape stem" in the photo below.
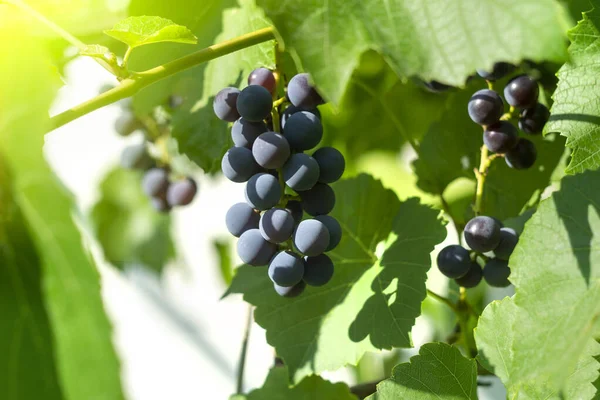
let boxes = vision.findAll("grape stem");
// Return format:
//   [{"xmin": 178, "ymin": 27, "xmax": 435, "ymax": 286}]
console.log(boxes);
[
  {"xmin": 426, "ymin": 289, "xmax": 458, "ymax": 313},
  {"xmin": 49, "ymin": 27, "xmax": 276, "ymax": 130}
]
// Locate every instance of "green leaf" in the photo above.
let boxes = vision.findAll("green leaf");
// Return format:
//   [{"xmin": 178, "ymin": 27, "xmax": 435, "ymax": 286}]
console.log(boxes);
[
  {"xmin": 104, "ymin": 16, "xmax": 197, "ymax": 48},
  {"xmin": 213, "ymin": 238, "xmax": 234, "ymax": 285},
  {"xmin": 366, "ymin": 343, "xmax": 478, "ymax": 400},
  {"xmin": 475, "ymin": 169, "xmax": 600, "ymax": 399},
  {"xmin": 244, "ymin": 367, "xmax": 355, "ymax": 400},
  {"xmin": 91, "ymin": 168, "xmax": 175, "ymax": 273},
  {"xmin": 545, "ymin": 4, "xmax": 600, "ymax": 174},
  {"xmin": 80, "ymin": 44, "xmax": 111, "ymax": 57},
  {"xmin": 257, "ymin": 0, "xmax": 571, "ymax": 103},
  {"xmin": 0, "ymin": 20, "xmax": 124, "ymax": 400},
  {"xmin": 226, "ymin": 174, "xmax": 446, "ymax": 382}
]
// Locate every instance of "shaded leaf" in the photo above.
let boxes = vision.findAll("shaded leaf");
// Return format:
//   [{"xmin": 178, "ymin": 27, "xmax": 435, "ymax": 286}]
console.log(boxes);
[{"xmin": 104, "ymin": 16, "xmax": 197, "ymax": 48}]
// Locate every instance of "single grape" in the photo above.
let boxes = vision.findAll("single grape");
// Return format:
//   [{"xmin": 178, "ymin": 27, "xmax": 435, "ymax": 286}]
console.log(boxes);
[
  {"xmin": 467, "ymin": 89, "xmax": 504, "ymax": 126},
  {"xmin": 504, "ymin": 75, "xmax": 539, "ymax": 109},
  {"xmin": 150, "ymin": 196, "xmax": 171, "ymax": 213},
  {"xmin": 285, "ymin": 200, "xmax": 303, "ymax": 225},
  {"xmin": 505, "ymin": 138, "xmax": 537, "ymax": 170},
  {"xmin": 121, "ymin": 143, "xmax": 155, "ymax": 170},
  {"xmin": 293, "ymin": 219, "xmax": 330, "ymax": 256},
  {"xmin": 476, "ymin": 62, "xmax": 514, "ymax": 81},
  {"xmin": 455, "ymin": 262, "xmax": 483, "ymax": 288},
  {"xmin": 142, "ymin": 167, "xmax": 170, "ymax": 198},
  {"xmin": 299, "ymin": 183, "xmax": 335, "ymax": 216},
  {"xmin": 236, "ymin": 85, "xmax": 273, "ymax": 122},
  {"xmin": 493, "ymin": 227, "xmax": 519, "ymax": 260},
  {"xmin": 260, "ymin": 208, "xmax": 295, "ymax": 243},
  {"xmin": 283, "ymin": 153, "xmax": 320, "ymax": 191},
  {"xmin": 226, "ymin": 203, "xmax": 260, "ymax": 237},
  {"xmin": 248, "ymin": 68, "xmax": 276, "ymax": 93},
  {"xmin": 231, "ymin": 118, "xmax": 268, "ymax": 148},
  {"xmin": 283, "ymin": 111, "xmax": 323, "ymax": 151},
  {"xmin": 464, "ymin": 216, "xmax": 502, "ymax": 253},
  {"xmin": 167, "ymin": 177, "xmax": 197, "ymax": 207},
  {"xmin": 252, "ymin": 132, "xmax": 291, "ymax": 169},
  {"xmin": 115, "ymin": 112, "xmax": 142, "ymax": 137},
  {"xmin": 287, "ymin": 73, "xmax": 323, "ymax": 108},
  {"xmin": 519, "ymin": 103, "xmax": 550, "ymax": 134},
  {"xmin": 245, "ymin": 173, "xmax": 282, "ymax": 210},
  {"xmin": 436, "ymin": 245, "xmax": 471, "ymax": 279},
  {"xmin": 314, "ymin": 215, "xmax": 341, "ymax": 251},
  {"xmin": 483, "ymin": 258, "xmax": 511, "ymax": 287},
  {"xmin": 213, "ymin": 87, "xmax": 241, "ymax": 122},
  {"xmin": 237, "ymin": 229, "xmax": 277, "ymax": 266},
  {"xmin": 268, "ymin": 251, "xmax": 305, "ymax": 287},
  {"xmin": 303, "ymin": 254, "xmax": 334, "ymax": 286},
  {"xmin": 483, "ymin": 121, "xmax": 519, "ymax": 153},
  {"xmin": 312, "ymin": 147, "xmax": 345, "ymax": 183},
  {"xmin": 221, "ymin": 147, "xmax": 260, "ymax": 183},
  {"xmin": 281, "ymin": 105, "xmax": 320, "ymax": 129},
  {"xmin": 274, "ymin": 280, "xmax": 306, "ymax": 298},
  {"xmin": 423, "ymin": 80, "xmax": 453, "ymax": 93}
]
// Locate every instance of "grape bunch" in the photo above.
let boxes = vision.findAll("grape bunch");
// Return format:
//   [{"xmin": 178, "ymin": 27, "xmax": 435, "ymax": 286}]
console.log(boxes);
[
  {"xmin": 215, "ymin": 69, "xmax": 346, "ymax": 298},
  {"xmin": 437, "ymin": 216, "xmax": 518, "ymax": 288},
  {"xmin": 468, "ymin": 63, "xmax": 550, "ymax": 169}
]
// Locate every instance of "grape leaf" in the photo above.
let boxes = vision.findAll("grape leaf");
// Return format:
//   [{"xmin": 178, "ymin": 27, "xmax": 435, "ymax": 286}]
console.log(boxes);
[
  {"xmin": 545, "ymin": 4, "xmax": 600, "ymax": 174},
  {"xmin": 257, "ymin": 0, "xmax": 571, "ymax": 103},
  {"xmin": 0, "ymin": 19, "xmax": 124, "ymax": 400},
  {"xmin": 104, "ymin": 16, "xmax": 197, "ymax": 48},
  {"xmin": 80, "ymin": 44, "xmax": 111, "ymax": 57},
  {"xmin": 366, "ymin": 343, "xmax": 478, "ymax": 400},
  {"xmin": 91, "ymin": 168, "xmax": 175, "ymax": 273},
  {"xmin": 475, "ymin": 169, "xmax": 600, "ymax": 399},
  {"xmin": 226, "ymin": 174, "xmax": 446, "ymax": 382},
  {"xmin": 240, "ymin": 367, "xmax": 355, "ymax": 400}
]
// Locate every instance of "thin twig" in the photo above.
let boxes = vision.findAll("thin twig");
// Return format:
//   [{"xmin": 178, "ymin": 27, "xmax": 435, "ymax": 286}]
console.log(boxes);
[{"xmin": 236, "ymin": 305, "xmax": 253, "ymax": 394}]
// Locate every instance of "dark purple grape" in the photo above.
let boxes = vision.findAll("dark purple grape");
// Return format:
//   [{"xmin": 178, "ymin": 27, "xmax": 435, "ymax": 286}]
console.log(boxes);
[
  {"xmin": 237, "ymin": 229, "xmax": 277, "ymax": 266},
  {"xmin": 287, "ymin": 73, "xmax": 323, "ymax": 108},
  {"xmin": 314, "ymin": 215, "xmax": 341, "ymax": 251},
  {"xmin": 166, "ymin": 178, "xmax": 197, "ymax": 207},
  {"xmin": 150, "ymin": 196, "xmax": 171, "ymax": 213},
  {"xmin": 505, "ymin": 139, "xmax": 537, "ymax": 170},
  {"xmin": 483, "ymin": 121, "xmax": 518, "ymax": 153},
  {"xmin": 252, "ymin": 132, "xmax": 290, "ymax": 169},
  {"xmin": 464, "ymin": 216, "xmax": 502, "ymax": 253},
  {"xmin": 312, "ymin": 147, "xmax": 345, "ymax": 183},
  {"xmin": 115, "ymin": 112, "xmax": 142, "ymax": 136},
  {"xmin": 285, "ymin": 200, "xmax": 303, "ymax": 225},
  {"xmin": 299, "ymin": 183, "xmax": 335, "ymax": 216},
  {"xmin": 259, "ymin": 208, "xmax": 295, "ymax": 243},
  {"xmin": 455, "ymin": 262, "xmax": 483, "ymax": 288},
  {"xmin": 221, "ymin": 147, "xmax": 260, "ymax": 183},
  {"xmin": 236, "ymin": 85, "xmax": 273, "ymax": 122},
  {"xmin": 436, "ymin": 245, "xmax": 471, "ymax": 279},
  {"xmin": 281, "ymin": 105, "xmax": 320, "ymax": 129},
  {"xmin": 226, "ymin": 203, "xmax": 260, "ymax": 237},
  {"xmin": 245, "ymin": 173, "xmax": 282, "ymax": 210},
  {"xmin": 493, "ymin": 227, "xmax": 519, "ymax": 260},
  {"xmin": 519, "ymin": 103, "xmax": 550, "ymax": 134},
  {"xmin": 213, "ymin": 87, "xmax": 241, "ymax": 122},
  {"xmin": 274, "ymin": 280, "xmax": 306, "ymax": 298},
  {"xmin": 142, "ymin": 167, "xmax": 170, "ymax": 198},
  {"xmin": 504, "ymin": 75, "xmax": 539, "ymax": 109},
  {"xmin": 423, "ymin": 80, "xmax": 453, "ymax": 93},
  {"xmin": 476, "ymin": 62, "xmax": 514, "ymax": 81},
  {"xmin": 468, "ymin": 89, "xmax": 504, "ymax": 126},
  {"xmin": 283, "ymin": 111, "xmax": 323, "ymax": 151},
  {"xmin": 293, "ymin": 219, "xmax": 330, "ymax": 256},
  {"xmin": 248, "ymin": 68, "xmax": 276, "ymax": 93},
  {"xmin": 231, "ymin": 118, "xmax": 268, "ymax": 148},
  {"xmin": 483, "ymin": 258, "xmax": 511, "ymax": 287},
  {"xmin": 121, "ymin": 143, "xmax": 154, "ymax": 170},
  {"xmin": 303, "ymin": 254, "xmax": 334, "ymax": 286},
  {"xmin": 283, "ymin": 153, "xmax": 320, "ymax": 191},
  {"xmin": 268, "ymin": 251, "xmax": 305, "ymax": 287}
]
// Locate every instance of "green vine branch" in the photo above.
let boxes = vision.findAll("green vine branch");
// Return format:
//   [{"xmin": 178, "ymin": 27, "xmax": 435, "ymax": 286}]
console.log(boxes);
[{"xmin": 49, "ymin": 27, "xmax": 276, "ymax": 131}]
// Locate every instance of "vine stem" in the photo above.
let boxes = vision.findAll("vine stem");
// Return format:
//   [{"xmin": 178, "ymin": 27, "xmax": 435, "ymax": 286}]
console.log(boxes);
[
  {"xmin": 426, "ymin": 289, "xmax": 458, "ymax": 314},
  {"xmin": 49, "ymin": 27, "xmax": 276, "ymax": 131},
  {"xmin": 121, "ymin": 46, "xmax": 134, "ymax": 71},
  {"xmin": 236, "ymin": 305, "xmax": 253, "ymax": 394}
]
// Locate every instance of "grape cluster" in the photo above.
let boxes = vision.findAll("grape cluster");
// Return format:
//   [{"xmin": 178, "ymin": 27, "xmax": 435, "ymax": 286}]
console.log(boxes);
[
  {"xmin": 112, "ymin": 86, "xmax": 198, "ymax": 213},
  {"xmin": 215, "ymin": 69, "xmax": 345, "ymax": 297},
  {"xmin": 437, "ymin": 216, "xmax": 518, "ymax": 288},
  {"xmin": 468, "ymin": 63, "xmax": 550, "ymax": 169}
]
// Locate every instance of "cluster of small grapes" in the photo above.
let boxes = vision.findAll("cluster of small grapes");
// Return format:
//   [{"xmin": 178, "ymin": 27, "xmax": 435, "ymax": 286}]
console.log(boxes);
[
  {"xmin": 468, "ymin": 62, "xmax": 550, "ymax": 169},
  {"xmin": 214, "ymin": 69, "xmax": 345, "ymax": 298},
  {"xmin": 111, "ymin": 88, "xmax": 198, "ymax": 213},
  {"xmin": 437, "ymin": 216, "xmax": 519, "ymax": 288}
]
